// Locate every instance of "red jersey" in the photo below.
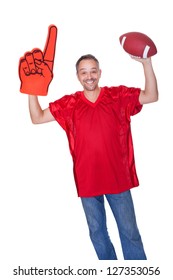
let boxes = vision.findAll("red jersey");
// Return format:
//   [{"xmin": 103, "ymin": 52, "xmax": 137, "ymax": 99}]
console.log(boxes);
[{"xmin": 49, "ymin": 86, "xmax": 142, "ymax": 197}]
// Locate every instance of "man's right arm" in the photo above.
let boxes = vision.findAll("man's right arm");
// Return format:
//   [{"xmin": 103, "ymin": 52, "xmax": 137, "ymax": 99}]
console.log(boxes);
[{"xmin": 28, "ymin": 95, "xmax": 55, "ymax": 124}]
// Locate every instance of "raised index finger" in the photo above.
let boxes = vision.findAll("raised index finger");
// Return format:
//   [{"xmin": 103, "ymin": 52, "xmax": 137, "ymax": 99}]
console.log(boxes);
[{"xmin": 43, "ymin": 25, "xmax": 58, "ymax": 70}]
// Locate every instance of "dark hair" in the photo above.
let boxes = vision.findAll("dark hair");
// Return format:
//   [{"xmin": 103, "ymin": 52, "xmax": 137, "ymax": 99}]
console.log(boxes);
[{"xmin": 76, "ymin": 54, "xmax": 99, "ymax": 72}]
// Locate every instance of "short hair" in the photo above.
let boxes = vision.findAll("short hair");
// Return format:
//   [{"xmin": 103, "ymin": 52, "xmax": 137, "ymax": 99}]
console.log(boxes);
[{"xmin": 76, "ymin": 54, "xmax": 99, "ymax": 72}]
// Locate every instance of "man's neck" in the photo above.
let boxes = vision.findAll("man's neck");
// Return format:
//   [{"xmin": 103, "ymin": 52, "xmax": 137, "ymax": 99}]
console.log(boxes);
[{"xmin": 84, "ymin": 87, "xmax": 101, "ymax": 103}]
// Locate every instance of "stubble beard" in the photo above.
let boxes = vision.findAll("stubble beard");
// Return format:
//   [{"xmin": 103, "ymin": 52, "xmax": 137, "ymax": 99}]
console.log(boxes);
[{"xmin": 83, "ymin": 79, "xmax": 98, "ymax": 91}]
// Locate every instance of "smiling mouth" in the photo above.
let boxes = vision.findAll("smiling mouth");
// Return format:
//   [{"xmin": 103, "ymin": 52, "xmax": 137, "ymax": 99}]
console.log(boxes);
[{"xmin": 85, "ymin": 79, "xmax": 96, "ymax": 84}]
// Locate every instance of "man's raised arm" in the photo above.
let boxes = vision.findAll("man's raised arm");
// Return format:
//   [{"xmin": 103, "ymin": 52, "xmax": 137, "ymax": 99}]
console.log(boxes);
[{"xmin": 132, "ymin": 57, "xmax": 159, "ymax": 105}]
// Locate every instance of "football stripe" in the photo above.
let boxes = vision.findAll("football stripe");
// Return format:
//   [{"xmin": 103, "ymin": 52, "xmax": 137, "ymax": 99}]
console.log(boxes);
[
  {"xmin": 143, "ymin": 45, "xmax": 150, "ymax": 58},
  {"xmin": 121, "ymin": 36, "xmax": 126, "ymax": 47}
]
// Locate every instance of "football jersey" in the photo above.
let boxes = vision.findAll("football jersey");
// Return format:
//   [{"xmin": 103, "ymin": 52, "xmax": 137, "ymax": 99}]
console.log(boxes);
[{"xmin": 49, "ymin": 86, "xmax": 142, "ymax": 197}]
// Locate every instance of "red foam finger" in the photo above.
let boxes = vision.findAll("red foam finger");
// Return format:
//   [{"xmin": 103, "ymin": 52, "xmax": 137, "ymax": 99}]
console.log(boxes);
[
  {"xmin": 19, "ymin": 59, "xmax": 29, "ymax": 77},
  {"xmin": 32, "ymin": 49, "xmax": 44, "ymax": 61},
  {"xmin": 43, "ymin": 25, "xmax": 57, "ymax": 70},
  {"xmin": 25, "ymin": 53, "xmax": 36, "ymax": 73},
  {"xmin": 19, "ymin": 25, "xmax": 57, "ymax": 96}
]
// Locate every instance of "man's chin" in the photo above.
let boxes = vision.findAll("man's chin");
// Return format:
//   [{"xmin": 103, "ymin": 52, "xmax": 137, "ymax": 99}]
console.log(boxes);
[{"xmin": 84, "ymin": 85, "xmax": 97, "ymax": 91}]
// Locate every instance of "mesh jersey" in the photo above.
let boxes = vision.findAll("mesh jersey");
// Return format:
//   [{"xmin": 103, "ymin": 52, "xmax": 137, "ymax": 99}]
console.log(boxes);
[{"xmin": 49, "ymin": 86, "xmax": 142, "ymax": 197}]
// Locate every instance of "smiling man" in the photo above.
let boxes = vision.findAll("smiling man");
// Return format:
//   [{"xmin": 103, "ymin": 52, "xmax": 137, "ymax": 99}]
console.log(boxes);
[
  {"xmin": 19, "ymin": 27, "xmax": 158, "ymax": 260},
  {"xmin": 76, "ymin": 55, "xmax": 101, "ymax": 101}
]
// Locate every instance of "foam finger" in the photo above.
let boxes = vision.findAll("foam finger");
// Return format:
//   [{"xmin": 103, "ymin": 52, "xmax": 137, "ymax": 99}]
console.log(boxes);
[
  {"xmin": 20, "ymin": 59, "xmax": 30, "ymax": 75},
  {"xmin": 33, "ymin": 49, "xmax": 44, "ymax": 61},
  {"xmin": 25, "ymin": 52, "xmax": 36, "ymax": 73},
  {"xmin": 43, "ymin": 25, "xmax": 57, "ymax": 70}
]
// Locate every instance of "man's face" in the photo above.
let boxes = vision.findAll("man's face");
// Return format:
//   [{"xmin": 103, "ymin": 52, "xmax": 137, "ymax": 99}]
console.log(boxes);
[{"xmin": 77, "ymin": 59, "xmax": 101, "ymax": 91}]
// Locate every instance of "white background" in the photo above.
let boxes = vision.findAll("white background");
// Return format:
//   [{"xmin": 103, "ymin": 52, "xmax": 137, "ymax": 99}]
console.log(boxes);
[{"xmin": 0, "ymin": 0, "xmax": 172, "ymax": 279}]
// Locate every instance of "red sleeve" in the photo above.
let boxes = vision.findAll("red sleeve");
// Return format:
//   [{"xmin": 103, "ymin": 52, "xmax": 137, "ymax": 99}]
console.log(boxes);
[
  {"xmin": 110, "ymin": 86, "xmax": 143, "ymax": 117},
  {"xmin": 49, "ymin": 94, "xmax": 77, "ymax": 131}
]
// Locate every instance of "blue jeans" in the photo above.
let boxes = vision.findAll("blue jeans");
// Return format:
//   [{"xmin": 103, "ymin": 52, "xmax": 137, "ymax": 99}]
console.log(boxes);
[{"xmin": 81, "ymin": 190, "xmax": 147, "ymax": 260}]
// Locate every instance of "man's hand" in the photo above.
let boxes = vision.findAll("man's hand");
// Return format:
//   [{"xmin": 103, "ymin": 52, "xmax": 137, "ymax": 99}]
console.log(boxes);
[
  {"xmin": 19, "ymin": 25, "xmax": 57, "ymax": 96},
  {"xmin": 130, "ymin": 55, "xmax": 151, "ymax": 64}
]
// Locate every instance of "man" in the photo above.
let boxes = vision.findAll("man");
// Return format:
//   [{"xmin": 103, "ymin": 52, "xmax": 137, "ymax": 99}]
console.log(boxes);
[{"xmin": 19, "ymin": 26, "xmax": 158, "ymax": 260}]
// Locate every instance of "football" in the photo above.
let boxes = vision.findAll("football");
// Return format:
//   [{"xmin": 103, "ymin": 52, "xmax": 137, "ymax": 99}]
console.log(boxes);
[{"xmin": 119, "ymin": 32, "xmax": 157, "ymax": 58}]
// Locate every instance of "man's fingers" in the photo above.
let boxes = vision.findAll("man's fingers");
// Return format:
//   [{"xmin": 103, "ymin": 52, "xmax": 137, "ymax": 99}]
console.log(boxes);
[{"xmin": 43, "ymin": 25, "xmax": 57, "ymax": 70}]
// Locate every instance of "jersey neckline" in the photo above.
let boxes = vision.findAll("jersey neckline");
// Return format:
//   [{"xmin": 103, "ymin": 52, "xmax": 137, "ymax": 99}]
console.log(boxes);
[{"xmin": 81, "ymin": 87, "xmax": 104, "ymax": 107}]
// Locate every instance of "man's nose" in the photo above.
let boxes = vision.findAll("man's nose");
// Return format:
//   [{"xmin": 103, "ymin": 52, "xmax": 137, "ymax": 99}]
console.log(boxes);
[{"xmin": 86, "ymin": 72, "xmax": 92, "ymax": 79}]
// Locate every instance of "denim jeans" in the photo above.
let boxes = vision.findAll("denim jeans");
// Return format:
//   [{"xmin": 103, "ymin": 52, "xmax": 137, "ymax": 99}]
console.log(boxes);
[{"xmin": 81, "ymin": 190, "xmax": 147, "ymax": 260}]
